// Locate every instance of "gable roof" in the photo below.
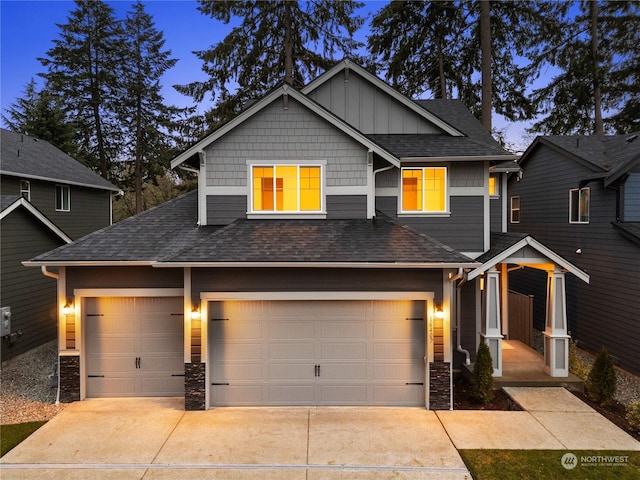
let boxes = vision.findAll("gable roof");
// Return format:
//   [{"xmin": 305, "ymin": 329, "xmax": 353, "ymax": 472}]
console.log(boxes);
[
  {"xmin": 520, "ymin": 133, "xmax": 640, "ymax": 186},
  {"xmin": 25, "ymin": 190, "xmax": 478, "ymax": 269},
  {"xmin": 301, "ymin": 60, "xmax": 464, "ymax": 137},
  {"xmin": 170, "ymin": 85, "xmax": 402, "ymax": 170},
  {"xmin": 0, "ymin": 129, "xmax": 119, "ymax": 192},
  {"xmin": 1, "ymin": 195, "xmax": 72, "ymax": 243},
  {"xmin": 468, "ymin": 232, "xmax": 589, "ymax": 284}
]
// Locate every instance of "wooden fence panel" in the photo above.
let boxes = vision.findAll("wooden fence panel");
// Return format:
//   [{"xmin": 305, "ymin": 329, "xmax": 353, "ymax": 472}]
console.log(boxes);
[{"xmin": 508, "ymin": 290, "xmax": 534, "ymax": 346}]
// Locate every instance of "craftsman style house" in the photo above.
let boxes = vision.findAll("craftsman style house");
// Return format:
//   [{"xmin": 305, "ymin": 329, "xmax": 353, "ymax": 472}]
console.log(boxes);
[
  {"xmin": 1, "ymin": 129, "xmax": 119, "ymax": 360},
  {"xmin": 27, "ymin": 61, "xmax": 588, "ymax": 409},
  {"xmin": 508, "ymin": 134, "xmax": 640, "ymax": 376}
]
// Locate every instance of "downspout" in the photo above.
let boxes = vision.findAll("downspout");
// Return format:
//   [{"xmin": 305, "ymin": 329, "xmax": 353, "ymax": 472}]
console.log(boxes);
[
  {"xmin": 41, "ymin": 266, "xmax": 61, "ymax": 404},
  {"xmin": 450, "ymin": 268, "xmax": 471, "ymax": 365},
  {"xmin": 371, "ymin": 160, "xmax": 395, "ymax": 218}
]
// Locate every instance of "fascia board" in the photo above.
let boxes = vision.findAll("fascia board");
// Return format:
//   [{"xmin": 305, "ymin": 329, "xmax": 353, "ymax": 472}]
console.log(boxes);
[
  {"xmin": 301, "ymin": 60, "xmax": 464, "ymax": 137},
  {"xmin": 401, "ymin": 155, "xmax": 519, "ymax": 163},
  {"xmin": 604, "ymin": 154, "xmax": 640, "ymax": 187},
  {"xmin": 22, "ymin": 260, "xmax": 157, "ymax": 267},
  {"xmin": 0, "ymin": 170, "xmax": 119, "ymax": 192},
  {"xmin": 467, "ymin": 236, "xmax": 589, "ymax": 284},
  {"xmin": 2, "ymin": 198, "xmax": 72, "ymax": 243},
  {"xmin": 153, "ymin": 261, "xmax": 480, "ymax": 269}
]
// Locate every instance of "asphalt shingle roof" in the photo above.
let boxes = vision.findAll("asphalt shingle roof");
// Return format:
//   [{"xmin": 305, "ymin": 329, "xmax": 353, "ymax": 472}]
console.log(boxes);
[
  {"xmin": 1, "ymin": 195, "xmax": 22, "ymax": 212},
  {"xmin": 0, "ymin": 129, "xmax": 118, "ymax": 191},
  {"xmin": 28, "ymin": 191, "xmax": 476, "ymax": 266}
]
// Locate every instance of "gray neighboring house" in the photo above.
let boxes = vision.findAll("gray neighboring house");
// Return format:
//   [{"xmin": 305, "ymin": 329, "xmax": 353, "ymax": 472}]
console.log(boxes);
[
  {"xmin": 508, "ymin": 134, "xmax": 640, "ymax": 376},
  {"xmin": 1, "ymin": 129, "xmax": 119, "ymax": 361},
  {"xmin": 26, "ymin": 61, "xmax": 588, "ymax": 410}
]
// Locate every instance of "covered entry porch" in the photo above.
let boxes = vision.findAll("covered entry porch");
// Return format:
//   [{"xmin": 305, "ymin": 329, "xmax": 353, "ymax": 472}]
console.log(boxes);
[{"xmin": 464, "ymin": 233, "xmax": 589, "ymax": 380}]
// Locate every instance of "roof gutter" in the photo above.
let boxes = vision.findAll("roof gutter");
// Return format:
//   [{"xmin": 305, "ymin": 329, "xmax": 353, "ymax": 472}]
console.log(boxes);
[
  {"xmin": 401, "ymin": 155, "xmax": 519, "ymax": 163},
  {"xmin": 153, "ymin": 261, "xmax": 481, "ymax": 269}
]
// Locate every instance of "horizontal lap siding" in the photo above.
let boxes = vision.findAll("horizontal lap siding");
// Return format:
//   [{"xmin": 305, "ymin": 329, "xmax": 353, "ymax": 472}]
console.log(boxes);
[
  {"xmin": 326, "ymin": 195, "xmax": 367, "ymax": 219},
  {"xmin": 1, "ymin": 210, "xmax": 64, "ymax": 360},
  {"xmin": 66, "ymin": 267, "xmax": 183, "ymax": 295},
  {"xmin": 376, "ymin": 196, "xmax": 484, "ymax": 251},
  {"xmin": 207, "ymin": 195, "xmax": 246, "ymax": 225},
  {"xmin": 509, "ymin": 145, "xmax": 640, "ymax": 375}
]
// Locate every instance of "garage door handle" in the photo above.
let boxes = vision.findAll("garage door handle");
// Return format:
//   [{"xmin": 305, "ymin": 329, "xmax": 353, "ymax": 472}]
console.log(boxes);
[
  {"xmin": 314, "ymin": 364, "xmax": 321, "ymax": 377},
  {"xmin": 135, "ymin": 357, "xmax": 141, "ymax": 369},
  {"xmin": 406, "ymin": 382, "xmax": 424, "ymax": 385},
  {"xmin": 88, "ymin": 375, "xmax": 105, "ymax": 378},
  {"xmin": 211, "ymin": 382, "xmax": 230, "ymax": 386},
  {"xmin": 172, "ymin": 374, "xmax": 185, "ymax": 377}
]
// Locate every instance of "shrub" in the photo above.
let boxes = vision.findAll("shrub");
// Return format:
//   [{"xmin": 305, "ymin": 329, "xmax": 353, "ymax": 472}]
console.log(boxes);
[
  {"xmin": 586, "ymin": 347, "xmax": 617, "ymax": 405},
  {"xmin": 626, "ymin": 402, "xmax": 640, "ymax": 432},
  {"xmin": 568, "ymin": 334, "xmax": 591, "ymax": 380},
  {"xmin": 471, "ymin": 342, "xmax": 494, "ymax": 404}
]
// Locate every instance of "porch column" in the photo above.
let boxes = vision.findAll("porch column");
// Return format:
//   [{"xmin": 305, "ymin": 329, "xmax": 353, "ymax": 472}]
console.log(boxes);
[
  {"xmin": 544, "ymin": 269, "xmax": 569, "ymax": 377},
  {"xmin": 481, "ymin": 267, "xmax": 503, "ymax": 377}
]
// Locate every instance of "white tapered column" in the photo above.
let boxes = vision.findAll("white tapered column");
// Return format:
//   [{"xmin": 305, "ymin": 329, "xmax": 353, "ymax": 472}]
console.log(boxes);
[
  {"xmin": 481, "ymin": 268, "xmax": 503, "ymax": 377},
  {"xmin": 544, "ymin": 269, "xmax": 569, "ymax": 377}
]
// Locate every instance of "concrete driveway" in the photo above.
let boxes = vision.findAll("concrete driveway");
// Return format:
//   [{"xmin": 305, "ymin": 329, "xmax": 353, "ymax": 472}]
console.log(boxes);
[{"xmin": 0, "ymin": 399, "xmax": 471, "ymax": 479}]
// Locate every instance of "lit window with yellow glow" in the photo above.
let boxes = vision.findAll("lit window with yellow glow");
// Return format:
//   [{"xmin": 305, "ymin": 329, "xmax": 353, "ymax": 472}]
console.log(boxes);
[
  {"xmin": 252, "ymin": 165, "xmax": 322, "ymax": 212},
  {"xmin": 401, "ymin": 167, "xmax": 446, "ymax": 212},
  {"xmin": 489, "ymin": 175, "xmax": 498, "ymax": 196}
]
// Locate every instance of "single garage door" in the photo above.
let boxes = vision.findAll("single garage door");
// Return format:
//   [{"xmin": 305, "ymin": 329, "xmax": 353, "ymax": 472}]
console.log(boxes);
[
  {"xmin": 85, "ymin": 297, "xmax": 184, "ymax": 397},
  {"xmin": 209, "ymin": 300, "xmax": 426, "ymax": 406}
]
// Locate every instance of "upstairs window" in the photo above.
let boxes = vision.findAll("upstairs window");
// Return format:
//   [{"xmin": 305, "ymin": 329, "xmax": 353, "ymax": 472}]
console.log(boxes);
[
  {"xmin": 55, "ymin": 185, "xmax": 70, "ymax": 212},
  {"xmin": 401, "ymin": 167, "xmax": 447, "ymax": 213},
  {"xmin": 252, "ymin": 165, "xmax": 322, "ymax": 212},
  {"xmin": 20, "ymin": 179, "xmax": 30, "ymax": 201},
  {"xmin": 510, "ymin": 196, "xmax": 520, "ymax": 223},
  {"xmin": 569, "ymin": 187, "xmax": 589, "ymax": 224}
]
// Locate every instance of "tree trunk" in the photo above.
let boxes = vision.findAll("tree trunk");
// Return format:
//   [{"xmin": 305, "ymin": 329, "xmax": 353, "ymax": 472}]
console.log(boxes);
[
  {"xmin": 283, "ymin": 4, "xmax": 294, "ymax": 86},
  {"xmin": 591, "ymin": 0, "xmax": 603, "ymax": 135},
  {"xmin": 437, "ymin": 38, "xmax": 447, "ymax": 99},
  {"xmin": 480, "ymin": 0, "xmax": 492, "ymax": 133}
]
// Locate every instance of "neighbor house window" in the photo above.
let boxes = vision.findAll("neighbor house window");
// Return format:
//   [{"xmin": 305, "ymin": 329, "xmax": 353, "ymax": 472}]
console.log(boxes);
[
  {"xmin": 55, "ymin": 185, "xmax": 70, "ymax": 211},
  {"xmin": 20, "ymin": 179, "xmax": 30, "ymax": 201},
  {"xmin": 401, "ymin": 167, "xmax": 447, "ymax": 212},
  {"xmin": 569, "ymin": 187, "xmax": 589, "ymax": 224},
  {"xmin": 510, "ymin": 196, "xmax": 520, "ymax": 223},
  {"xmin": 252, "ymin": 165, "xmax": 322, "ymax": 212}
]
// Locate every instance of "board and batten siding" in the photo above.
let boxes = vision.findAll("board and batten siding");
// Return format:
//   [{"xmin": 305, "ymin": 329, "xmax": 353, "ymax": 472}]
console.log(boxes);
[
  {"xmin": 305, "ymin": 70, "xmax": 440, "ymax": 135},
  {"xmin": 508, "ymin": 143, "xmax": 640, "ymax": 375},
  {"xmin": 204, "ymin": 98, "xmax": 368, "ymax": 188},
  {"xmin": 1, "ymin": 208, "xmax": 64, "ymax": 360}
]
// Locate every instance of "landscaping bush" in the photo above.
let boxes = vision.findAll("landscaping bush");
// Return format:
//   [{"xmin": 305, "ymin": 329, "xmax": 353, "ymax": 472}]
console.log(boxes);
[
  {"xmin": 586, "ymin": 347, "xmax": 617, "ymax": 405},
  {"xmin": 568, "ymin": 334, "xmax": 591, "ymax": 380},
  {"xmin": 471, "ymin": 342, "xmax": 494, "ymax": 404},
  {"xmin": 627, "ymin": 401, "xmax": 640, "ymax": 432}
]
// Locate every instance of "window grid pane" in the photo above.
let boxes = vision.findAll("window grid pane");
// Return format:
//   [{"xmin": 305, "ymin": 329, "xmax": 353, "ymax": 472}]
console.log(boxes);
[
  {"xmin": 252, "ymin": 165, "xmax": 321, "ymax": 213},
  {"xmin": 402, "ymin": 169, "xmax": 422, "ymax": 211}
]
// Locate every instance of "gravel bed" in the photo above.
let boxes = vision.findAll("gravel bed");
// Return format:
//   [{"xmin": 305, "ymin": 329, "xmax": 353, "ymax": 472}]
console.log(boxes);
[
  {"xmin": 1, "ymin": 341, "xmax": 66, "ymax": 425},
  {"xmin": 532, "ymin": 328, "xmax": 640, "ymax": 405}
]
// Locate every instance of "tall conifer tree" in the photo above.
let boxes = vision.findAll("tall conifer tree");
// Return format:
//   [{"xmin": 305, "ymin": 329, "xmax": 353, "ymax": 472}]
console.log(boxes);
[{"xmin": 175, "ymin": 0, "xmax": 364, "ymax": 127}]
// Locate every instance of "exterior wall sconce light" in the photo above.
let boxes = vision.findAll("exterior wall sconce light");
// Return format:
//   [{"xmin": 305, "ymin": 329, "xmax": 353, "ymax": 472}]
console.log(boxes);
[
  {"xmin": 435, "ymin": 308, "xmax": 445, "ymax": 319},
  {"xmin": 190, "ymin": 307, "xmax": 201, "ymax": 320},
  {"xmin": 62, "ymin": 301, "xmax": 73, "ymax": 316}
]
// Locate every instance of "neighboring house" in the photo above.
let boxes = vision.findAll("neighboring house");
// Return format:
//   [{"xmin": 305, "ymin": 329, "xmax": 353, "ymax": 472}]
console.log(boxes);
[
  {"xmin": 26, "ymin": 61, "xmax": 588, "ymax": 410},
  {"xmin": 508, "ymin": 134, "xmax": 640, "ymax": 376},
  {"xmin": 1, "ymin": 129, "xmax": 119, "ymax": 361}
]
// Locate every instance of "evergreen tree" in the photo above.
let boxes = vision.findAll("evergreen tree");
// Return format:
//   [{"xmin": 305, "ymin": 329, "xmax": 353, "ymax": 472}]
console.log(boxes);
[
  {"xmin": 367, "ymin": 1, "xmax": 567, "ymax": 131},
  {"xmin": 39, "ymin": 0, "xmax": 126, "ymax": 179},
  {"xmin": 2, "ymin": 79, "xmax": 78, "ymax": 155},
  {"xmin": 471, "ymin": 342, "xmax": 494, "ymax": 404},
  {"xmin": 175, "ymin": 0, "xmax": 364, "ymax": 127},
  {"xmin": 120, "ymin": 1, "xmax": 185, "ymax": 213},
  {"xmin": 530, "ymin": 0, "xmax": 640, "ymax": 135},
  {"xmin": 586, "ymin": 347, "xmax": 617, "ymax": 405}
]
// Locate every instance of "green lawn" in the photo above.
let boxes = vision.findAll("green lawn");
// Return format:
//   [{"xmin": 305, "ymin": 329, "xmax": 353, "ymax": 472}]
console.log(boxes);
[
  {"xmin": 1, "ymin": 421, "xmax": 46, "ymax": 457},
  {"xmin": 460, "ymin": 450, "xmax": 640, "ymax": 480}
]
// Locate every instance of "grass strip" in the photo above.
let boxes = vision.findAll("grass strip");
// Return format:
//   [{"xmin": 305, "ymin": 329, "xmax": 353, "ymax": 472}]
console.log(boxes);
[
  {"xmin": 459, "ymin": 450, "xmax": 640, "ymax": 480},
  {"xmin": 1, "ymin": 421, "xmax": 47, "ymax": 457}
]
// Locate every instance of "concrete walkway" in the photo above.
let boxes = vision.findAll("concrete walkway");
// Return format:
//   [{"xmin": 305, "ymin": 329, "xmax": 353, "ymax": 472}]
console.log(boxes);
[{"xmin": 1, "ymin": 388, "xmax": 639, "ymax": 479}]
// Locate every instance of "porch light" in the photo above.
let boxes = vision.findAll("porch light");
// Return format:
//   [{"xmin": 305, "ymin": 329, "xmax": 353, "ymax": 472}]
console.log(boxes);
[
  {"xmin": 190, "ymin": 307, "xmax": 201, "ymax": 320},
  {"xmin": 62, "ymin": 301, "xmax": 73, "ymax": 316},
  {"xmin": 435, "ymin": 308, "xmax": 445, "ymax": 319}
]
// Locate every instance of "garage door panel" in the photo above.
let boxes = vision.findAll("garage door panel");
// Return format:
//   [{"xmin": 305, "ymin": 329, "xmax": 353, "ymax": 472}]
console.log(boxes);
[
  {"xmin": 320, "ymin": 342, "xmax": 367, "ymax": 360},
  {"xmin": 269, "ymin": 342, "xmax": 315, "ymax": 360},
  {"xmin": 85, "ymin": 297, "xmax": 184, "ymax": 398},
  {"xmin": 209, "ymin": 299, "xmax": 426, "ymax": 407}
]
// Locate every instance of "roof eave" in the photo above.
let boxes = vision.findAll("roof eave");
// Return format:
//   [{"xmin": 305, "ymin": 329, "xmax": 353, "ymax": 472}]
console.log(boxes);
[
  {"xmin": 401, "ymin": 154, "xmax": 518, "ymax": 163},
  {"xmin": 0, "ymin": 170, "xmax": 120, "ymax": 192},
  {"xmin": 2, "ymin": 198, "xmax": 73, "ymax": 243},
  {"xmin": 23, "ymin": 260, "xmax": 158, "ymax": 267},
  {"xmin": 154, "ymin": 261, "xmax": 481, "ymax": 269}
]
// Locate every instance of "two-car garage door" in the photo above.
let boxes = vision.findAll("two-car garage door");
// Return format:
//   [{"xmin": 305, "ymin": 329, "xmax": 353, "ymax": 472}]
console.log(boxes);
[{"xmin": 209, "ymin": 300, "xmax": 426, "ymax": 407}]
